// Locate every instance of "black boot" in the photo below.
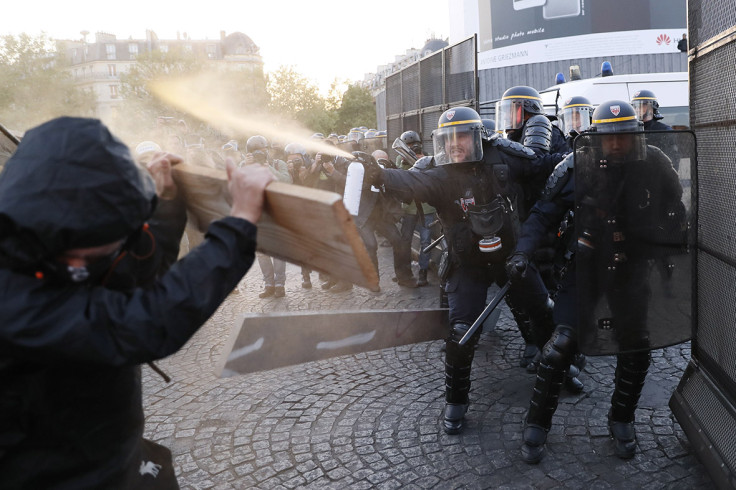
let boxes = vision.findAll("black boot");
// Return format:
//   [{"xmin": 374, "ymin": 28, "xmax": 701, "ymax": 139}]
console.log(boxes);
[
  {"xmin": 443, "ymin": 323, "xmax": 477, "ymax": 435},
  {"xmin": 521, "ymin": 424, "xmax": 548, "ymax": 464},
  {"xmin": 522, "ymin": 359, "xmax": 565, "ymax": 463},
  {"xmin": 443, "ymin": 403, "xmax": 468, "ymax": 435},
  {"xmin": 608, "ymin": 352, "xmax": 650, "ymax": 459},
  {"xmin": 608, "ymin": 416, "xmax": 637, "ymax": 459}
]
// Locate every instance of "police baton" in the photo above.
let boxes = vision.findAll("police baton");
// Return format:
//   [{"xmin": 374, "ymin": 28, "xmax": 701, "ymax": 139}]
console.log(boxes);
[
  {"xmin": 458, "ymin": 282, "xmax": 511, "ymax": 346},
  {"xmin": 422, "ymin": 234, "xmax": 445, "ymax": 254}
]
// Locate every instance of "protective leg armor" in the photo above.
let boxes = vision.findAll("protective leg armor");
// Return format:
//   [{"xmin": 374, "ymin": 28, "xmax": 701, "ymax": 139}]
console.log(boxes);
[
  {"xmin": 505, "ymin": 296, "xmax": 540, "ymax": 369},
  {"xmin": 522, "ymin": 324, "xmax": 576, "ymax": 464},
  {"xmin": 608, "ymin": 351, "xmax": 651, "ymax": 459},
  {"xmin": 443, "ymin": 322, "xmax": 478, "ymax": 434}
]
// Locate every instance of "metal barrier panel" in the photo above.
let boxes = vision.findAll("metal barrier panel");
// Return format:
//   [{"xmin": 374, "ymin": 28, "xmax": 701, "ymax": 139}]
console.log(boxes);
[
  {"xmin": 688, "ymin": 1, "xmax": 736, "ymax": 47},
  {"xmin": 444, "ymin": 37, "xmax": 476, "ymax": 104},
  {"xmin": 420, "ymin": 52, "xmax": 443, "ymax": 108},
  {"xmin": 670, "ymin": 2, "xmax": 736, "ymax": 487},
  {"xmin": 386, "ymin": 72, "xmax": 402, "ymax": 116},
  {"xmin": 402, "ymin": 63, "xmax": 421, "ymax": 112},
  {"xmin": 384, "ymin": 37, "xmax": 477, "ymax": 162},
  {"xmin": 387, "ymin": 117, "xmax": 402, "ymax": 161},
  {"xmin": 420, "ymin": 109, "xmax": 443, "ymax": 155}
]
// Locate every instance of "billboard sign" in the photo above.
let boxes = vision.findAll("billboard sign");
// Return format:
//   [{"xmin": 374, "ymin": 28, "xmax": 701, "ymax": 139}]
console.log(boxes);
[{"xmin": 477, "ymin": 0, "xmax": 686, "ymax": 69}]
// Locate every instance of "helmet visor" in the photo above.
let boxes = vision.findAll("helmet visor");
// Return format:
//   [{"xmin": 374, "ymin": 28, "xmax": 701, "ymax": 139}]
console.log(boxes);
[
  {"xmin": 495, "ymin": 99, "xmax": 525, "ymax": 132},
  {"xmin": 433, "ymin": 126, "xmax": 483, "ymax": 165},
  {"xmin": 561, "ymin": 106, "xmax": 592, "ymax": 135},
  {"xmin": 631, "ymin": 99, "xmax": 654, "ymax": 122}
]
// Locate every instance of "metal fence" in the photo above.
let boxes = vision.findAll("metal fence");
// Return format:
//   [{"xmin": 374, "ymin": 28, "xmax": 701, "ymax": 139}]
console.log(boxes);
[
  {"xmin": 385, "ymin": 36, "xmax": 477, "ymax": 160},
  {"xmin": 669, "ymin": 1, "xmax": 736, "ymax": 487}
]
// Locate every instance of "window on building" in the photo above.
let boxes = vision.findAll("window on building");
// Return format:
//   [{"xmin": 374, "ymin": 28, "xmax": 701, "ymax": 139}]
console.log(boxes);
[
  {"xmin": 108, "ymin": 64, "xmax": 117, "ymax": 77},
  {"xmin": 129, "ymin": 43, "xmax": 138, "ymax": 59},
  {"xmin": 160, "ymin": 44, "xmax": 168, "ymax": 53},
  {"xmin": 106, "ymin": 44, "xmax": 116, "ymax": 60},
  {"xmin": 207, "ymin": 44, "xmax": 217, "ymax": 59},
  {"xmin": 184, "ymin": 44, "xmax": 193, "ymax": 53},
  {"xmin": 109, "ymin": 85, "xmax": 119, "ymax": 99}
]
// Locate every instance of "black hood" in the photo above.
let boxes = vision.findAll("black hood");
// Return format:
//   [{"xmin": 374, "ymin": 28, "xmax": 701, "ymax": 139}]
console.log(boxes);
[{"xmin": 0, "ymin": 117, "xmax": 157, "ymax": 268}]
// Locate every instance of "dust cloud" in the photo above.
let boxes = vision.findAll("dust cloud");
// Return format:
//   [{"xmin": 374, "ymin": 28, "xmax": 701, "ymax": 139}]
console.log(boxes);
[{"xmin": 150, "ymin": 72, "xmax": 353, "ymax": 160}]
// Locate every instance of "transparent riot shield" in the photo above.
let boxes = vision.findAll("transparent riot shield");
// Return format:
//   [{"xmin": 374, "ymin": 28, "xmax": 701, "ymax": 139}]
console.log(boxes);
[{"xmin": 574, "ymin": 130, "xmax": 695, "ymax": 355}]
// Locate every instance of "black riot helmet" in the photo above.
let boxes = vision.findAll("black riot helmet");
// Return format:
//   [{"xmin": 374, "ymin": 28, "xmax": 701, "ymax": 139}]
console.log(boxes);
[
  {"xmin": 495, "ymin": 85, "xmax": 545, "ymax": 133},
  {"xmin": 559, "ymin": 95, "xmax": 593, "ymax": 137},
  {"xmin": 433, "ymin": 106, "xmax": 484, "ymax": 165},
  {"xmin": 590, "ymin": 100, "xmax": 642, "ymax": 133},
  {"xmin": 630, "ymin": 89, "xmax": 663, "ymax": 122},
  {"xmin": 246, "ymin": 135, "xmax": 269, "ymax": 163},
  {"xmin": 399, "ymin": 130, "xmax": 423, "ymax": 154},
  {"xmin": 589, "ymin": 100, "xmax": 646, "ymax": 161}
]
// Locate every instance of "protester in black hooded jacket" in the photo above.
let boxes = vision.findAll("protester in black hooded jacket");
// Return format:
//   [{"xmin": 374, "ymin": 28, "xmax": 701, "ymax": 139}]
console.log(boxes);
[{"xmin": 0, "ymin": 117, "xmax": 273, "ymax": 489}]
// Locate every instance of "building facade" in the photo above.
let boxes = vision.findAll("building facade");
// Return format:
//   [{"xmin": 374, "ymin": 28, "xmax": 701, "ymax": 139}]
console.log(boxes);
[{"xmin": 60, "ymin": 30, "xmax": 264, "ymax": 122}]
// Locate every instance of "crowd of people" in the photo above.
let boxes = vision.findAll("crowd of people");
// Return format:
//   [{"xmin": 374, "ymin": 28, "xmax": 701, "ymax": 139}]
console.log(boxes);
[
  {"xmin": 144, "ymin": 120, "xmax": 433, "ymax": 297},
  {"xmin": 0, "ymin": 81, "xmax": 686, "ymax": 486}
]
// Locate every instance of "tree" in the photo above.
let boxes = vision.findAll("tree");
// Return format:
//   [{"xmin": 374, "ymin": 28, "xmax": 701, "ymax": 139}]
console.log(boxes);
[
  {"xmin": 336, "ymin": 84, "xmax": 376, "ymax": 134},
  {"xmin": 118, "ymin": 48, "xmax": 205, "ymax": 137},
  {"xmin": 118, "ymin": 48, "xmax": 270, "ymax": 145},
  {"xmin": 267, "ymin": 66, "xmax": 322, "ymax": 116},
  {"xmin": 0, "ymin": 33, "xmax": 95, "ymax": 133}
]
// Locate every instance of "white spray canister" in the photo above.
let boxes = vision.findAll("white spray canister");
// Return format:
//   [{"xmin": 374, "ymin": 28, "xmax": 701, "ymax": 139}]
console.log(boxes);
[{"xmin": 343, "ymin": 160, "xmax": 364, "ymax": 216}]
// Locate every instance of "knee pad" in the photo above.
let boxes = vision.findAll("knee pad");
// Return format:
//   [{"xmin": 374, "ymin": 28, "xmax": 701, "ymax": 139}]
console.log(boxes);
[
  {"xmin": 449, "ymin": 322, "xmax": 472, "ymax": 343},
  {"xmin": 541, "ymin": 324, "xmax": 576, "ymax": 369}
]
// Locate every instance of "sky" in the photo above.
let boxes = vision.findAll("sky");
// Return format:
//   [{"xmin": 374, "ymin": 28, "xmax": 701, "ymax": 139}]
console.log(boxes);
[{"xmin": 2, "ymin": 0, "xmax": 451, "ymax": 94}]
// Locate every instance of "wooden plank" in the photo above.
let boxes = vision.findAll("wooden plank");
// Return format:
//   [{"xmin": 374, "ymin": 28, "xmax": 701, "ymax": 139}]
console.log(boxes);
[
  {"xmin": 216, "ymin": 309, "xmax": 449, "ymax": 377},
  {"xmin": 172, "ymin": 163, "xmax": 379, "ymax": 291}
]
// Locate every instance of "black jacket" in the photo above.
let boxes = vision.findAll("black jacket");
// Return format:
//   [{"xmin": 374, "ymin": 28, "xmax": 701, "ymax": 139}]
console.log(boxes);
[
  {"xmin": 381, "ymin": 142, "xmax": 557, "ymax": 267},
  {"xmin": 0, "ymin": 118, "xmax": 258, "ymax": 489}
]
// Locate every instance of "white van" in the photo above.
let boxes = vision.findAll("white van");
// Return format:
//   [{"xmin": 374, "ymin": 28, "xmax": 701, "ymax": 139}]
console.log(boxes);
[{"xmin": 540, "ymin": 71, "xmax": 689, "ymax": 129}]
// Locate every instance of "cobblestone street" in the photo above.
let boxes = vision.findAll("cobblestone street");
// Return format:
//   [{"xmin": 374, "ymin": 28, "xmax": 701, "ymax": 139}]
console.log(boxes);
[{"xmin": 143, "ymin": 246, "xmax": 712, "ymax": 489}]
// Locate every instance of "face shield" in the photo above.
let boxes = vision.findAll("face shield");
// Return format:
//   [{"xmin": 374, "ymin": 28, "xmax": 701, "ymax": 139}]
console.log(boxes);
[
  {"xmin": 561, "ymin": 105, "xmax": 592, "ymax": 135},
  {"xmin": 631, "ymin": 99, "xmax": 654, "ymax": 122},
  {"xmin": 588, "ymin": 117, "xmax": 647, "ymax": 163},
  {"xmin": 495, "ymin": 99, "xmax": 525, "ymax": 133},
  {"xmin": 433, "ymin": 125, "xmax": 484, "ymax": 165}
]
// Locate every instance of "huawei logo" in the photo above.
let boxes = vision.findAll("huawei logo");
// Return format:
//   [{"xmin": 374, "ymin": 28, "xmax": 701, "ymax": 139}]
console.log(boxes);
[{"xmin": 656, "ymin": 34, "xmax": 672, "ymax": 45}]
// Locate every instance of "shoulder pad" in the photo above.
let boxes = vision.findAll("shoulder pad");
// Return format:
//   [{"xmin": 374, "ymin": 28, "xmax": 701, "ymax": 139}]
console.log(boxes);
[
  {"xmin": 522, "ymin": 115, "xmax": 552, "ymax": 152},
  {"xmin": 542, "ymin": 153, "xmax": 574, "ymax": 200},
  {"xmin": 410, "ymin": 155, "xmax": 436, "ymax": 172},
  {"xmin": 492, "ymin": 137, "xmax": 536, "ymax": 160}
]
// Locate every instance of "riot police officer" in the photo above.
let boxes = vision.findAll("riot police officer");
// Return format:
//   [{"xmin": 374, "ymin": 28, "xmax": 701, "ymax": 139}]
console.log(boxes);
[
  {"xmin": 496, "ymin": 85, "xmax": 569, "ymax": 155},
  {"xmin": 496, "ymin": 86, "xmax": 572, "ymax": 368},
  {"xmin": 558, "ymin": 95, "xmax": 593, "ymax": 146},
  {"xmin": 396, "ymin": 130, "xmax": 435, "ymax": 287},
  {"xmin": 631, "ymin": 89, "xmax": 679, "ymax": 171},
  {"xmin": 359, "ymin": 106, "xmax": 564, "ymax": 434},
  {"xmin": 507, "ymin": 100, "xmax": 684, "ymax": 463},
  {"xmin": 631, "ymin": 89, "xmax": 672, "ymax": 131}
]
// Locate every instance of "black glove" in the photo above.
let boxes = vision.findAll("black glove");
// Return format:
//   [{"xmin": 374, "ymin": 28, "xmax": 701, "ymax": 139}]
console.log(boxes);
[
  {"xmin": 352, "ymin": 151, "xmax": 383, "ymax": 186},
  {"xmin": 505, "ymin": 252, "xmax": 529, "ymax": 282}
]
